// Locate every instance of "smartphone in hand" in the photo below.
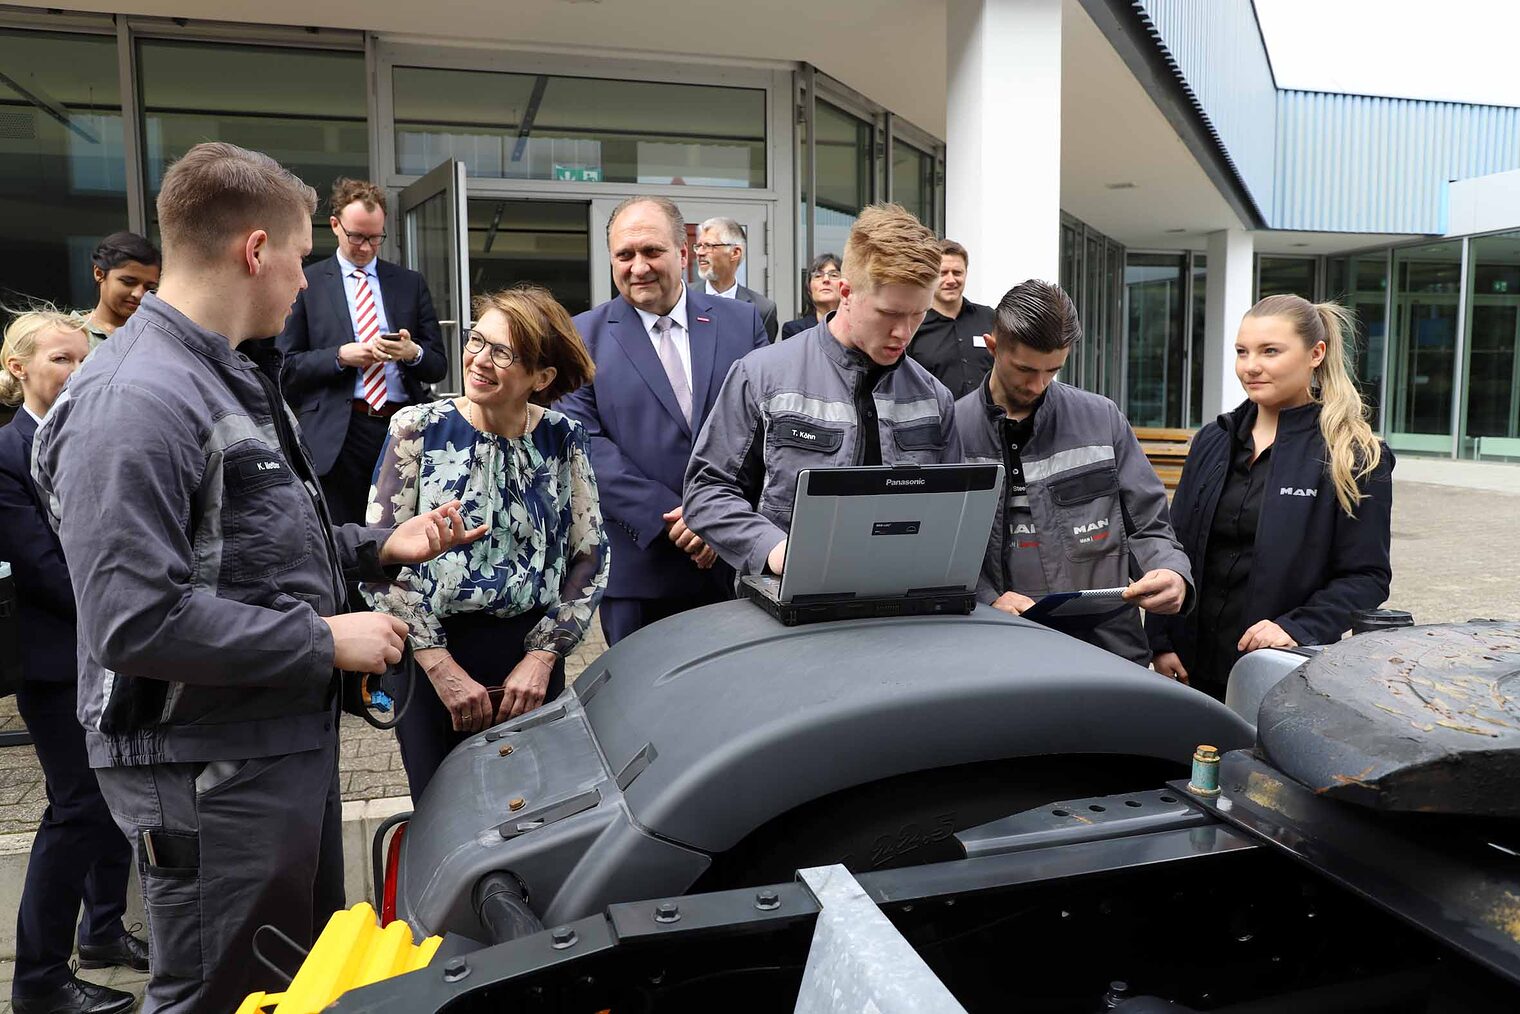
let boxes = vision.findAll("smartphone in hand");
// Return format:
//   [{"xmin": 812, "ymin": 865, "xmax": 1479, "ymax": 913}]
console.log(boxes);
[{"xmin": 376, "ymin": 332, "xmax": 407, "ymax": 361}]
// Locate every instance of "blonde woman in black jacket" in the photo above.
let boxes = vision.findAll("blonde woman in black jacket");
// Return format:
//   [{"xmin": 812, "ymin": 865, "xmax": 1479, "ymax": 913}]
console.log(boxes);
[{"xmin": 1148, "ymin": 294, "xmax": 1393, "ymax": 700}]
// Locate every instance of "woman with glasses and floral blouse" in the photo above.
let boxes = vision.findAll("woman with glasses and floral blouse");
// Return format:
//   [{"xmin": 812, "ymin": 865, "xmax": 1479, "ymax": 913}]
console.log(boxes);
[
  {"xmin": 361, "ymin": 284, "xmax": 609, "ymax": 799},
  {"xmin": 780, "ymin": 252, "xmax": 842, "ymax": 339}
]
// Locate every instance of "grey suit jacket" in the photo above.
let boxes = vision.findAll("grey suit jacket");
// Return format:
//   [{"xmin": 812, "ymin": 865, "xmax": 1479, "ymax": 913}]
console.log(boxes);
[{"xmin": 734, "ymin": 284, "xmax": 778, "ymax": 342}]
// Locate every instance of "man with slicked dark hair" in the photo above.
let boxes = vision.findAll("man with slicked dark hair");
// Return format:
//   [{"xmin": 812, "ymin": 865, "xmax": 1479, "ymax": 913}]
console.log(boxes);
[{"xmin": 953, "ymin": 279, "xmax": 1192, "ymax": 665}]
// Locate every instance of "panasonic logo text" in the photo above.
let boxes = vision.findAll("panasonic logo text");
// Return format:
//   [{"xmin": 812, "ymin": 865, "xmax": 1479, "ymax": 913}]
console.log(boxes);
[{"xmin": 885, "ymin": 478, "xmax": 926, "ymax": 487}]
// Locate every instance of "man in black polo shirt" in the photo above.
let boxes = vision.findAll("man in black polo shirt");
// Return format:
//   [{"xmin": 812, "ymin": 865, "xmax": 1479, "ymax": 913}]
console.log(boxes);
[{"xmin": 906, "ymin": 239, "xmax": 996, "ymax": 398}]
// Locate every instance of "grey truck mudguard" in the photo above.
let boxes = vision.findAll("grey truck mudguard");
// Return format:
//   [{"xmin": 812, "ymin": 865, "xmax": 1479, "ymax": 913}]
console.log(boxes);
[{"xmin": 392, "ymin": 600, "xmax": 1254, "ymax": 939}]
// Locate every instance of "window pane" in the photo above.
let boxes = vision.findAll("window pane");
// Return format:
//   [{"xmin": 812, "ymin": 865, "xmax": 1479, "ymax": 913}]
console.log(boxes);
[
  {"xmin": 1340, "ymin": 254, "xmax": 1388, "ymax": 427},
  {"xmin": 1189, "ymin": 255, "xmax": 1207, "ymax": 427},
  {"xmin": 891, "ymin": 140, "xmax": 930, "ymax": 226},
  {"xmin": 1388, "ymin": 241, "xmax": 1461, "ymax": 448},
  {"xmin": 1462, "ymin": 231, "xmax": 1520, "ymax": 458},
  {"xmin": 394, "ymin": 68, "xmax": 765, "ymax": 189},
  {"xmin": 139, "ymin": 41, "xmax": 367, "ymax": 262},
  {"xmin": 1125, "ymin": 253, "xmax": 1186, "ymax": 428},
  {"xmin": 1325, "ymin": 257, "xmax": 1348, "ymax": 301},
  {"xmin": 466, "ymin": 199, "xmax": 590, "ymax": 315},
  {"xmin": 1257, "ymin": 256, "xmax": 1316, "ymax": 300},
  {"xmin": 1060, "ymin": 225, "xmax": 1084, "ymax": 388},
  {"xmin": 814, "ymin": 102, "xmax": 871, "ymax": 259},
  {"xmin": 0, "ymin": 29, "xmax": 127, "ymax": 309}
]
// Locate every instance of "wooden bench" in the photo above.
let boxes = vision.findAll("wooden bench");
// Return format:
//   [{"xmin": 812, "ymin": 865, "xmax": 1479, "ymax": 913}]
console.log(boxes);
[{"xmin": 1131, "ymin": 426, "xmax": 1195, "ymax": 495}]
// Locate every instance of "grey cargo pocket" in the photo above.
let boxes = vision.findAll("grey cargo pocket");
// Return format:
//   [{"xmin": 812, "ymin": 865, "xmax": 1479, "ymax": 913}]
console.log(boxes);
[
  {"xmin": 893, "ymin": 421, "xmax": 943, "ymax": 458},
  {"xmin": 141, "ymin": 842, "xmax": 202, "ymax": 979},
  {"xmin": 1051, "ymin": 466, "xmax": 1123, "ymax": 563},
  {"xmin": 220, "ymin": 442, "xmax": 312, "ymax": 582},
  {"xmin": 764, "ymin": 416, "xmax": 843, "ymax": 516}
]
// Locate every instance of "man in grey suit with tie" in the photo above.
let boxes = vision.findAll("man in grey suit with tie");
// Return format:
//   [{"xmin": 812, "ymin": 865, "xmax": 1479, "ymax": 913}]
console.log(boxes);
[
  {"xmin": 559, "ymin": 198, "xmax": 769, "ymax": 645},
  {"xmin": 695, "ymin": 216, "xmax": 778, "ymax": 342}
]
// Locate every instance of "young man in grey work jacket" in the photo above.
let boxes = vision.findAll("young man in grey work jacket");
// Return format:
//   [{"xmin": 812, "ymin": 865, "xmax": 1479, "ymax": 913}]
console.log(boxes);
[
  {"xmin": 32, "ymin": 142, "xmax": 484, "ymax": 1014},
  {"xmin": 684, "ymin": 203, "xmax": 960, "ymax": 578},
  {"xmin": 953, "ymin": 280, "xmax": 1192, "ymax": 665}
]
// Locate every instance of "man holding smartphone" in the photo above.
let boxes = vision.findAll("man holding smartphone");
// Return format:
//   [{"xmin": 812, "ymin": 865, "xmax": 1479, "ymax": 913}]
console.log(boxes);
[{"xmin": 278, "ymin": 177, "xmax": 448, "ymax": 525}]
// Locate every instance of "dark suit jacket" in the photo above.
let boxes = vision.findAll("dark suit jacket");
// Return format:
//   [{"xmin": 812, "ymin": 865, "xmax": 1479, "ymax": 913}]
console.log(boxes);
[
  {"xmin": 0, "ymin": 411, "xmax": 76, "ymax": 683},
  {"xmin": 780, "ymin": 314, "xmax": 823, "ymax": 340},
  {"xmin": 734, "ymin": 283, "xmax": 778, "ymax": 342},
  {"xmin": 276, "ymin": 256, "xmax": 448, "ymax": 475},
  {"xmin": 559, "ymin": 289, "xmax": 769, "ymax": 598}
]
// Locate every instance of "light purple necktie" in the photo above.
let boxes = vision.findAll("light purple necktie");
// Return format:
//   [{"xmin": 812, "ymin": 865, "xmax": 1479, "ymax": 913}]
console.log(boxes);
[{"xmin": 654, "ymin": 315, "xmax": 692, "ymax": 423}]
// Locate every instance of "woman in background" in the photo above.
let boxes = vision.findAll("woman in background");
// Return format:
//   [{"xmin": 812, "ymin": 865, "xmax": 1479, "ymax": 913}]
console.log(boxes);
[
  {"xmin": 1149, "ymin": 294, "xmax": 1393, "ymax": 700},
  {"xmin": 362, "ymin": 284, "xmax": 609, "ymax": 799},
  {"xmin": 1, "ymin": 309, "xmax": 145, "ymax": 1014},
  {"xmin": 779, "ymin": 252, "xmax": 842, "ymax": 339},
  {"xmin": 82, "ymin": 231, "xmax": 160, "ymax": 349}
]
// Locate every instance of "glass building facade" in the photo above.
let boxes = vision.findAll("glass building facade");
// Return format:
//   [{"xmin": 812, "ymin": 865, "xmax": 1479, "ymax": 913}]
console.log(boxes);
[
  {"xmin": 0, "ymin": 14, "xmax": 944, "ymax": 335},
  {"xmin": 1103, "ymin": 237, "xmax": 1520, "ymax": 459},
  {"xmin": 1, "ymin": 12, "xmax": 1509, "ymax": 460}
]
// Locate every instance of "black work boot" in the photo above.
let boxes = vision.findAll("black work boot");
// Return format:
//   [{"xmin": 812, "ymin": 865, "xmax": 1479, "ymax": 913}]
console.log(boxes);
[{"xmin": 12, "ymin": 974, "xmax": 135, "ymax": 1014}]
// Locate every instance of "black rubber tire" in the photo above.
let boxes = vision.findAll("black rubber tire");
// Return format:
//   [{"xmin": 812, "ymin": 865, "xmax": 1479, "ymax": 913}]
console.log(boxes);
[{"xmin": 694, "ymin": 753, "xmax": 1182, "ymax": 891}]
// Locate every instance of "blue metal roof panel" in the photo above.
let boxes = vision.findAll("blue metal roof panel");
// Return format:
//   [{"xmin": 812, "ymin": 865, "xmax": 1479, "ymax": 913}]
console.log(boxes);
[
  {"xmin": 1131, "ymin": 0, "xmax": 1520, "ymax": 234},
  {"xmin": 1134, "ymin": 0, "xmax": 1277, "ymax": 220},
  {"xmin": 1274, "ymin": 90, "xmax": 1520, "ymax": 233}
]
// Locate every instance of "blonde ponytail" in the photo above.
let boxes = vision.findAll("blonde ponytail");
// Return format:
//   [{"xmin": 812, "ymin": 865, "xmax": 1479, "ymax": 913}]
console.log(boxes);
[
  {"xmin": 1, "ymin": 306, "xmax": 88, "ymax": 408},
  {"xmin": 1245, "ymin": 295, "xmax": 1381, "ymax": 516},
  {"xmin": 1311, "ymin": 301, "xmax": 1382, "ymax": 516}
]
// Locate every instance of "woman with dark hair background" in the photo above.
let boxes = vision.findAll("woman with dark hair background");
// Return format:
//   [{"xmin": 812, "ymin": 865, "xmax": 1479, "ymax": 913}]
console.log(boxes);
[
  {"xmin": 82, "ymin": 231, "xmax": 160, "ymax": 349},
  {"xmin": 779, "ymin": 253, "xmax": 842, "ymax": 339}
]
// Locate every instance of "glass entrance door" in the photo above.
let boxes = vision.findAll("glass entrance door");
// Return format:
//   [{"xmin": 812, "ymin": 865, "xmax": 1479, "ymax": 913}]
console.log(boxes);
[
  {"xmin": 465, "ymin": 198, "xmax": 592, "ymax": 314},
  {"xmin": 399, "ymin": 159, "xmax": 470, "ymax": 395},
  {"xmin": 1388, "ymin": 243, "xmax": 1462, "ymax": 453}
]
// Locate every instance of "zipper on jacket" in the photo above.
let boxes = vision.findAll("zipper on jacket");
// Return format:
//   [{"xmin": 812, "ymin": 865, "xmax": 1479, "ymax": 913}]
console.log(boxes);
[{"xmin": 250, "ymin": 366, "xmax": 347, "ymax": 607}]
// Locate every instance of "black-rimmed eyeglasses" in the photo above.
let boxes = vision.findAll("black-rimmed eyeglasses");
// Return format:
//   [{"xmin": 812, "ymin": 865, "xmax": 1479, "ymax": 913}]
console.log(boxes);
[
  {"xmin": 465, "ymin": 332, "xmax": 517, "ymax": 369},
  {"xmin": 337, "ymin": 224, "xmax": 387, "ymax": 248}
]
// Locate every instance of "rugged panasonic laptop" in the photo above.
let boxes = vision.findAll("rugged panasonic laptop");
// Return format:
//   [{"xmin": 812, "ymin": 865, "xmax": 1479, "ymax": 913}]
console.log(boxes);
[{"xmin": 741, "ymin": 462, "xmax": 1003, "ymax": 625}]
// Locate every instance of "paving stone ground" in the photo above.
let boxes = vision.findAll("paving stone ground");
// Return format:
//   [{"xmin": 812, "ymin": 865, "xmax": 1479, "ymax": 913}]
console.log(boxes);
[{"xmin": 0, "ymin": 469, "xmax": 1514, "ymax": 1010}]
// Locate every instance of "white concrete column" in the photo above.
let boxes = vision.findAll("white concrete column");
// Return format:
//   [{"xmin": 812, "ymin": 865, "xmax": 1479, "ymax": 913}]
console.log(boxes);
[
  {"xmin": 1202, "ymin": 228, "xmax": 1255, "ymax": 418},
  {"xmin": 946, "ymin": 0, "xmax": 1062, "ymax": 303}
]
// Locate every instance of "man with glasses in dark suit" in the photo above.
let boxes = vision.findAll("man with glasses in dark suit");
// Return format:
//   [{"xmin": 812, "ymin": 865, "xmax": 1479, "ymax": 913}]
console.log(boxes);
[{"xmin": 278, "ymin": 177, "xmax": 448, "ymax": 524}]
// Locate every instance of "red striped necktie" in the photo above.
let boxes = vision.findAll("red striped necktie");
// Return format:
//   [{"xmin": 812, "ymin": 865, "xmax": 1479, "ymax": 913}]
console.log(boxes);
[{"xmin": 352, "ymin": 268, "xmax": 387, "ymax": 412}]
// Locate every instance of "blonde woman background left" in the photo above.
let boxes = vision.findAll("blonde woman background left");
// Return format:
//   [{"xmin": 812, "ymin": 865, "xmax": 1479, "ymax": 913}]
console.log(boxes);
[{"xmin": 0, "ymin": 307, "xmax": 147, "ymax": 1014}]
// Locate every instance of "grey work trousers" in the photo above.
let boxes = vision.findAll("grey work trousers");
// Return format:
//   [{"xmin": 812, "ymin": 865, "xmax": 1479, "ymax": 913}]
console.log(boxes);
[{"xmin": 95, "ymin": 738, "xmax": 344, "ymax": 1014}]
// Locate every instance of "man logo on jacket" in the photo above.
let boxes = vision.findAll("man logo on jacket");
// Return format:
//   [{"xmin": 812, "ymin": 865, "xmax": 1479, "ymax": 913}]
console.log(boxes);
[{"xmin": 953, "ymin": 279, "xmax": 1192, "ymax": 665}]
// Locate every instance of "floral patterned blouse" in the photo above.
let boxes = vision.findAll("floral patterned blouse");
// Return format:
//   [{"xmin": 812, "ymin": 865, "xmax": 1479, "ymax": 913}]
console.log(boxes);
[{"xmin": 359, "ymin": 399, "xmax": 609, "ymax": 656}]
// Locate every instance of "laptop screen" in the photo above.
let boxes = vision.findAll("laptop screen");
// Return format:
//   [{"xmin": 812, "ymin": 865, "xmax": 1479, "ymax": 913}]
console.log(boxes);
[{"xmin": 778, "ymin": 463, "xmax": 1004, "ymax": 602}]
